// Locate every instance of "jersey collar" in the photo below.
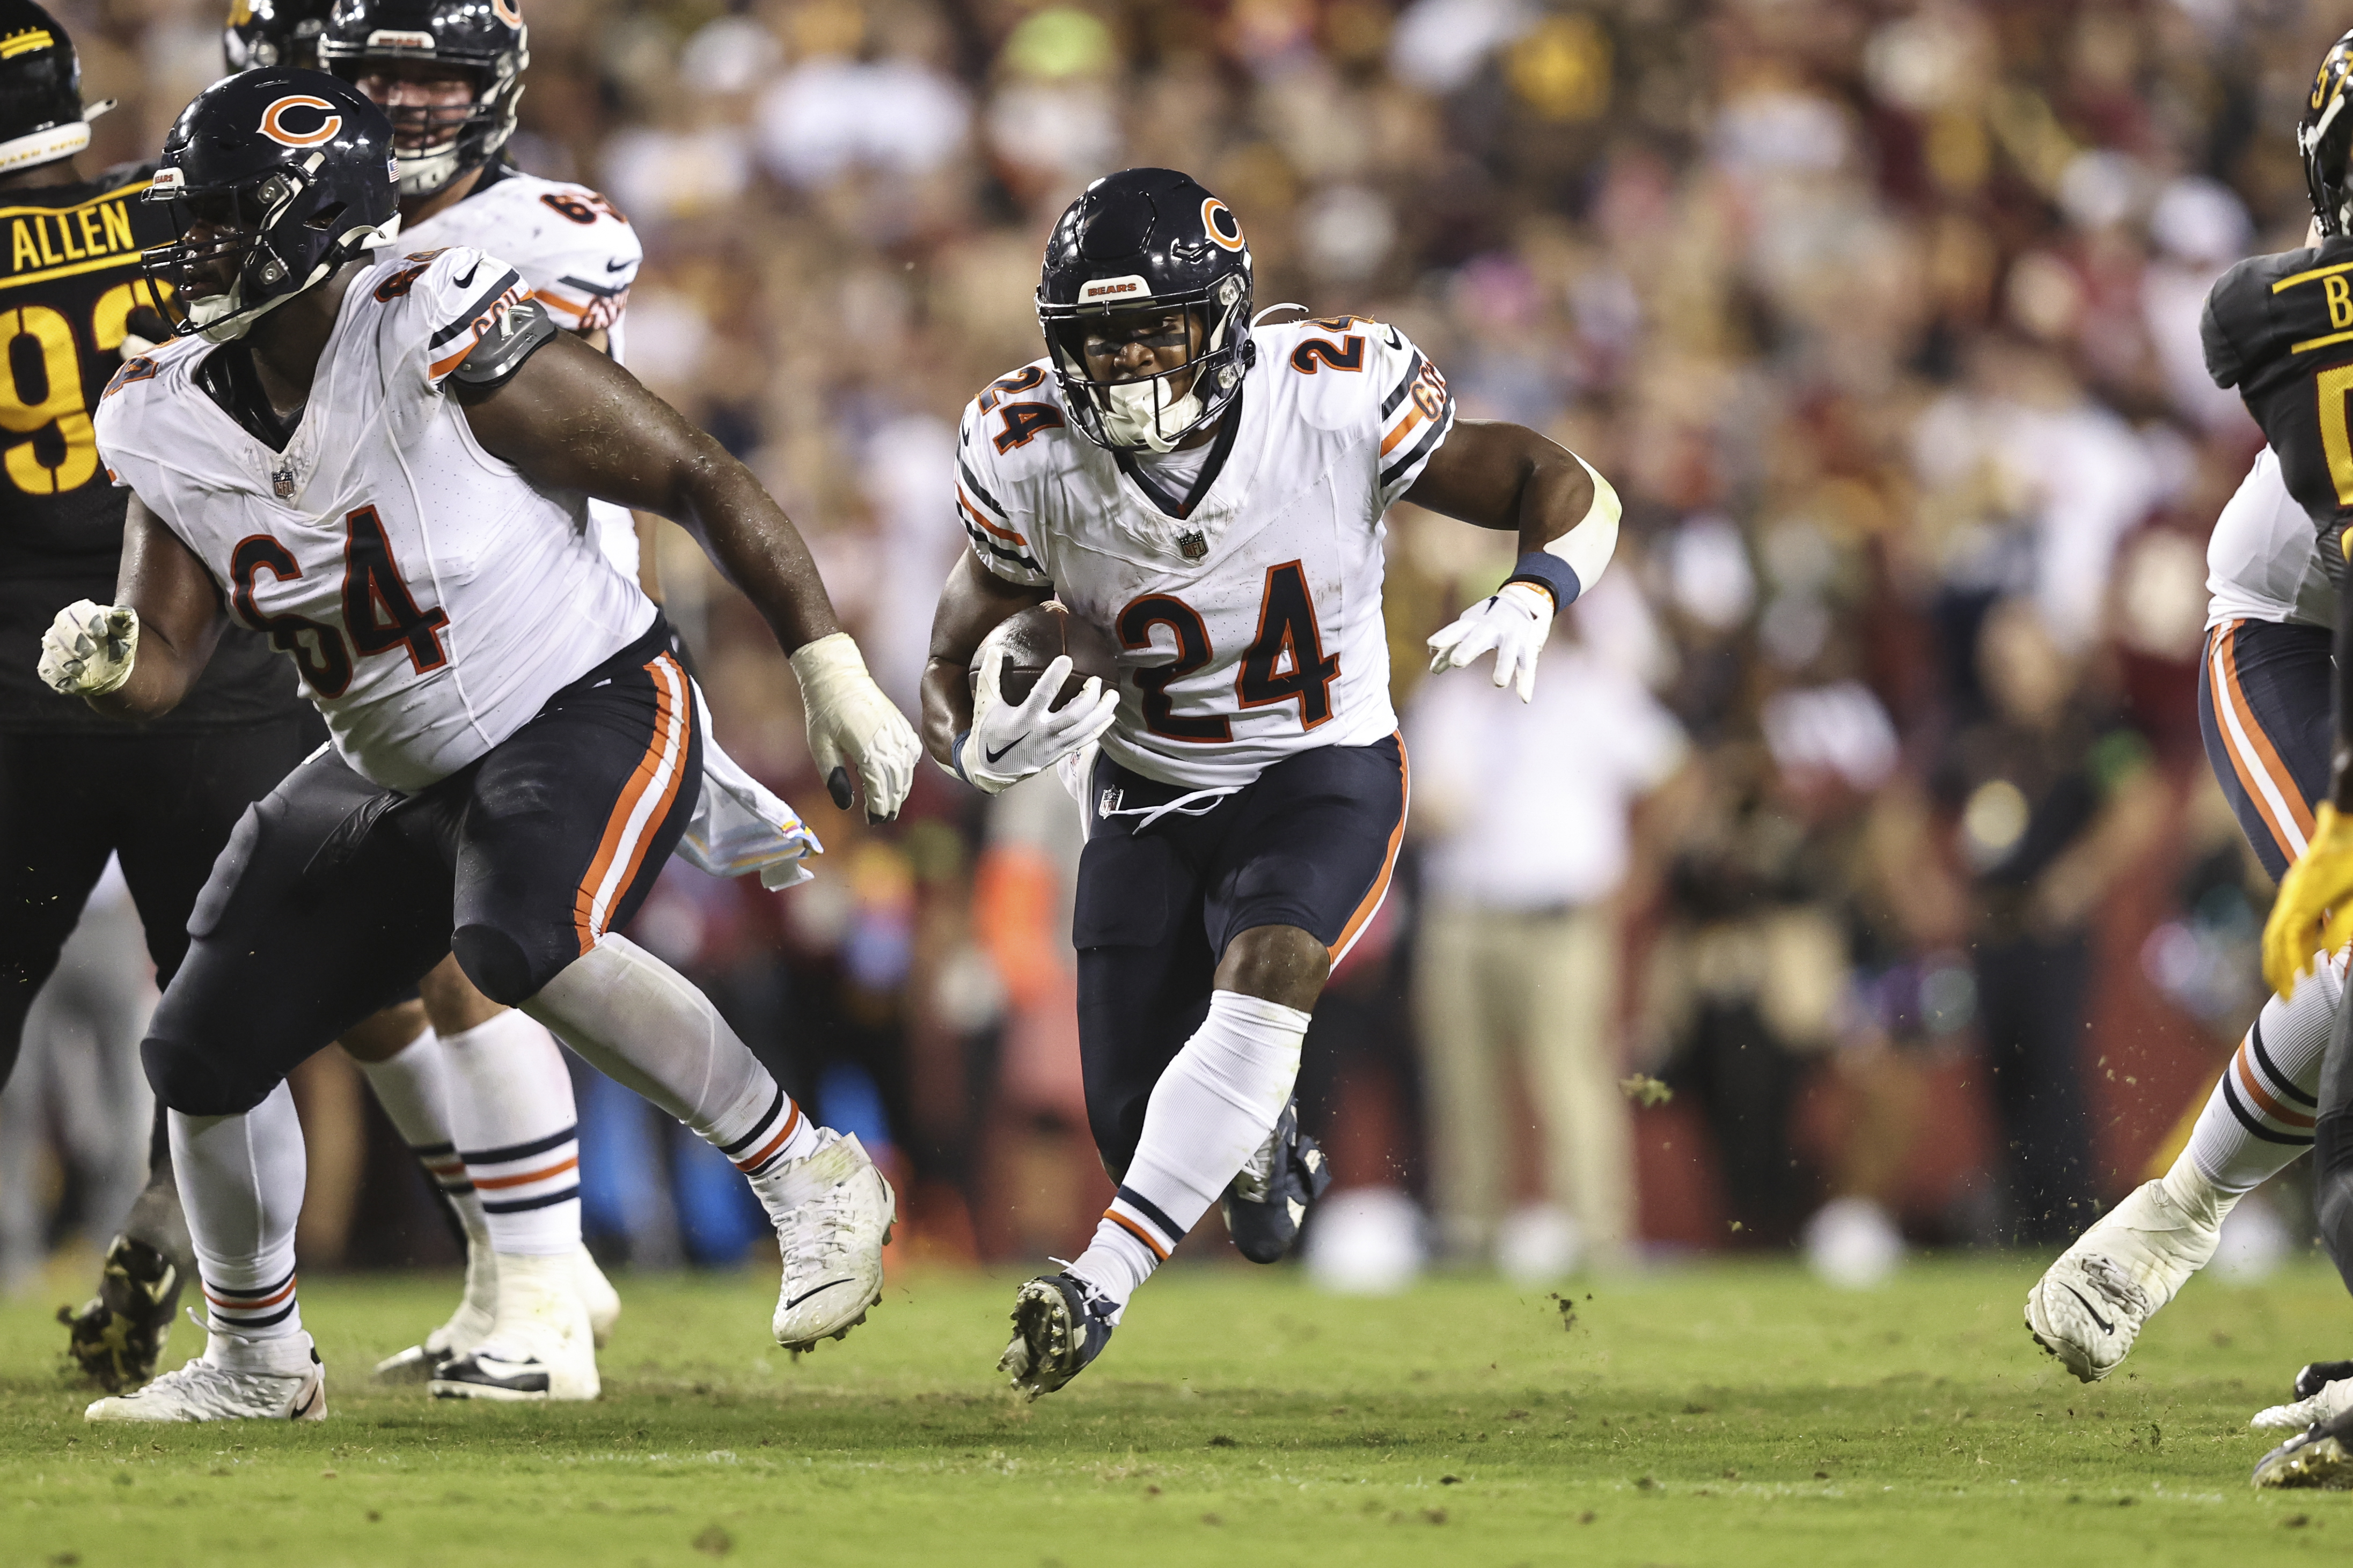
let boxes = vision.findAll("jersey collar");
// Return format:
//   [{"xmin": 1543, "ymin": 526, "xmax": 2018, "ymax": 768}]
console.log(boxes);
[{"xmin": 1112, "ymin": 382, "xmax": 1245, "ymax": 521}]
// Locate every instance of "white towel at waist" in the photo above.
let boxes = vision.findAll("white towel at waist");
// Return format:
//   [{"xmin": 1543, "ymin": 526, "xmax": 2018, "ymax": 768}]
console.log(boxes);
[{"xmin": 675, "ymin": 678, "xmax": 823, "ymax": 889}]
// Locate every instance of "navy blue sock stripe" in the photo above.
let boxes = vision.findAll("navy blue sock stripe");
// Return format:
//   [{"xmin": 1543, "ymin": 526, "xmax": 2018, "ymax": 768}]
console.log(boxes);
[
  {"xmin": 718, "ymin": 1088, "xmax": 788, "ymax": 1158},
  {"xmin": 2250, "ymin": 1019, "xmax": 2321, "ymax": 1108},
  {"xmin": 2222, "ymin": 1074, "xmax": 2313, "ymax": 1145},
  {"xmin": 481, "ymin": 1184, "xmax": 582, "ymax": 1216},
  {"xmin": 411, "ymin": 1141, "xmax": 457, "ymax": 1158},
  {"xmin": 210, "ymin": 1300, "xmax": 298, "ymax": 1330},
  {"xmin": 205, "ymin": 1265, "xmax": 296, "ymax": 1301},
  {"xmin": 459, "ymin": 1125, "xmax": 579, "ymax": 1167},
  {"xmin": 1115, "ymin": 1185, "xmax": 1186, "ymax": 1245}
]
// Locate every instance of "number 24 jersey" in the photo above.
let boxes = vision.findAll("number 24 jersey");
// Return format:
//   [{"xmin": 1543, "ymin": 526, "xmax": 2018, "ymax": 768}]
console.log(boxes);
[
  {"xmin": 93, "ymin": 245, "xmax": 654, "ymax": 793},
  {"xmin": 957, "ymin": 315, "xmax": 1455, "ymax": 791}
]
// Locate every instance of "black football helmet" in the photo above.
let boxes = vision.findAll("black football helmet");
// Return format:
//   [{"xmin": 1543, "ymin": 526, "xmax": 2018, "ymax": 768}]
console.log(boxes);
[
  {"xmin": 224, "ymin": 0, "xmax": 336, "ymax": 73},
  {"xmin": 2303, "ymin": 30, "xmax": 2353, "ymax": 237},
  {"xmin": 142, "ymin": 69, "xmax": 400, "ymax": 342},
  {"xmin": 317, "ymin": 0, "xmax": 526, "ymax": 198},
  {"xmin": 1037, "ymin": 168, "xmax": 1255, "ymax": 453},
  {"xmin": 0, "ymin": 0, "xmax": 111, "ymax": 176}
]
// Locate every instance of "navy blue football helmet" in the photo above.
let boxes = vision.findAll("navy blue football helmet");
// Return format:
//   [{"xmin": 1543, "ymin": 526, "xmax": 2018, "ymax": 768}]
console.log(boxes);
[
  {"xmin": 223, "ymin": 0, "xmax": 336, "ymax": 73},
  {"xmin": 142, "ymin": 68, "xmax": 400, "ymax": 342},
  {"xmin": 1037, "ymin": 168, "xmax": 1255, "ymax": 452},
  {"xmin": 318, "ymin": 0, "xmax": 527, "ymax": 197}
]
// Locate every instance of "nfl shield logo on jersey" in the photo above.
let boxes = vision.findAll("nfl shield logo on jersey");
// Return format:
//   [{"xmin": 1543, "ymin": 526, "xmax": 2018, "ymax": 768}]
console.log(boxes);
[
  {"xmin": 1179, "ymin": 529, "xmax": 1207, "ymax": 561},
  {"xmin": 272, "ymin": 464, "xmax": 296, "ymax": 498}
]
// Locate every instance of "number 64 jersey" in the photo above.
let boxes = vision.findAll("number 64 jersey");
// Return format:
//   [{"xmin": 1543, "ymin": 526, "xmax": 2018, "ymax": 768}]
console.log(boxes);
[
  {"xmin": 93, "ymin": 245, "xmax": 654, "ymax": 793},
  {"xmin": 957, "ymin": 314, "xmax": 1455, "ymax": 791}
]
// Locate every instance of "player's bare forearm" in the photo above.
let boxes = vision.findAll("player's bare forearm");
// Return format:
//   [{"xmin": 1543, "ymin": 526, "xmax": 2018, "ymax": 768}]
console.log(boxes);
[
  {"xmin": 459, "ymin": 333, "xmax": 841, "ymax": 653},
  {"xmin": 920, "ymin": 553, "xmax": 1050, "ymax": 767},
  {"xmin": 1404, "ymin": 419, "xmax": 1594, "ymax": 556},
  {"xmin": 89, "ymin": 497, "xmax": 228, "ymax": 720}
]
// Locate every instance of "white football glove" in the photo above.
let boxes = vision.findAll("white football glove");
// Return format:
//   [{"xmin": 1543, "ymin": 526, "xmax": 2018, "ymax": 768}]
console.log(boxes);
[
  {"xmin": 788, "ymin": 631, "xmax": 921, "ymax": 820},
  {"xmin": 38, "ymin": 599, "xmax": 140, "ymax": 698},
  {"xmin": 957, "ymin": 634, "xmax": 1119, "ymax": 796},
  {"xmin": 1426, "ymin": 580, "xmax": 1553, "ymax": 701}
]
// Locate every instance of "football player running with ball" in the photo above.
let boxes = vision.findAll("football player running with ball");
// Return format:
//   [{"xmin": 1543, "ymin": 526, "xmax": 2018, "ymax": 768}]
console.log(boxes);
[
  {"xmin": 921, "ymin": 169, "xmax": 1622, "ymax": 1397},
  {"xmin": 51, "ymin": 70, "xmax": 914, "ymax": 1423}
]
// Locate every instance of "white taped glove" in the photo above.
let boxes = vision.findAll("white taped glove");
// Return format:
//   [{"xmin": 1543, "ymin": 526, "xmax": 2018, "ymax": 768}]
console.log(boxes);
[
  {"xmin": 788, "ymin": 631, "xmax": 921, "ymax": 820},
  {"xmin": 1426, "ymin": 580, "xmax": 1553, "ymax": 701},
  {"xmin": 957, "ymin": 638, "xmax": 1119, "ymax": 796},
  {"xmin": 38, "ymin": 599, "xmax": 139, "ymax": 697}
]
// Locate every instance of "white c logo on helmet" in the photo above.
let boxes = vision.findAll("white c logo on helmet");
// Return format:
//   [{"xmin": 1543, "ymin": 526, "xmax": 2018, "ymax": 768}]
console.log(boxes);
[
  {"xmin": 258, "ymin": 94, "xmax": 342, "ymax": 149},
  {"xmin": 492, "ymin": 0, "xmax": 524, "ymax": 25},
  {"xmin": 1201, "ymin": 197, "xmax": 1245, "ymax": 252}
]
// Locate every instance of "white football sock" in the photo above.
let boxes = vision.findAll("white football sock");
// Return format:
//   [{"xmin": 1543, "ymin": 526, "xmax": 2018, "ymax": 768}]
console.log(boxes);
[
  {"xmin": 521, "ymin": 934, "xmax": 819, "ymax": 1225},
  {"xmin": 1069, "ymin": 989, "xmax": 1309, "ymax": 1313},
  {"xmin": 2180, "ymin": 953, "xmax": 2341, "ymax": 1203},
  {"xmin": 353, "ymin": 1025, "xmax": 492, "ymax": 1250},
  {"xmin": 442, "ymin": 1008, "xmax": 582, "ymax": 1256},
  {"xmin": 171, "ymin": 1081, "xmax": 308, "ymax": 1364}
]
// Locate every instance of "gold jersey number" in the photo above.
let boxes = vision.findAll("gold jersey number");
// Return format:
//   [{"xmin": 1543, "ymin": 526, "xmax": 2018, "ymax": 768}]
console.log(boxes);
[{"xmin": 0, "ymin": 278, "xmax": 170, "ymax": 496}]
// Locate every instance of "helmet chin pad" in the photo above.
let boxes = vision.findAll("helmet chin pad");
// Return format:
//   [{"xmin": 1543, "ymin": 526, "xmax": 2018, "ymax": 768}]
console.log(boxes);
[{"xmin": 1102, "ymin": 378, "xmax": 1202, "ymax": 453}]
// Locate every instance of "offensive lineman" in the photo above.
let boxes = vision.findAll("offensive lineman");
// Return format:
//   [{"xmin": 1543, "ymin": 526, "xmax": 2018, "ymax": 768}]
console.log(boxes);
[
  {"xmin": 920, "ymin": 169, "xmax": 1622, "ymax": 1396},
  {"xmin": 218, "ymin": 0, "xmax": 670, "ymax": 1399},
  {"xmin": 49, "ymin": 70, "xmax": 912, "ymax": 1422}
]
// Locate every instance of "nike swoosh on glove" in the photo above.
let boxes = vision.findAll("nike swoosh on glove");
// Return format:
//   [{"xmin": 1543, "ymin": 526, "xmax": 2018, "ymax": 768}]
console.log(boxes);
[
  {"xmin": 957, "ymin": 640, "xmax": 1119, "ymax": 796},
  {"xmin": 37, "ymin": 599, "xmax": 139, "ymax": 697},
  {"xmin": 1426, "ymin": 580, "xmax": 1553, "ymax": 701},
  {"xmin": 2263, "ymin": 801, "xmax": 2353, "ymax": 999},
  {"xmin": 788, "ymin": 632, "xmax": 921, "ymax": 821}
]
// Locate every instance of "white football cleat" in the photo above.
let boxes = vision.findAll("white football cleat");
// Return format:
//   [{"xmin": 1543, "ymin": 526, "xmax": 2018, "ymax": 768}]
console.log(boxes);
[
  {"xmin": 2255, "ymin": 1374, "xmax": 2353, "ymax": 1433},
  {"xmin": 429, "ymin": 1253, "xmax": 599, "ymax": 1402},
  {"xmin": 2025, "ymin": 1178, "xmax": 2221, "ymax": 1382},
  {"xmin": 86, "ymin": 1335, "xmax": 327, "ymax": 1423},
  {"xmin": 373, "ymin": 1239, "xmax": 496, "ymax": 1382},
  {"xmin": 573, "ymin": 1243, "xmax": 621, "ymax": 1349},
  {"xmin": 770, "ymin": 1131, "xmax": 895, "ymax": 1352}
]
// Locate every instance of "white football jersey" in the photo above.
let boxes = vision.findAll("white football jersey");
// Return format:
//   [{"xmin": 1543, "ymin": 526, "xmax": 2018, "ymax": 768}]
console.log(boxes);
[
  {"xmin": 96, "ymin": 245, "xmax": 655, "ymax": 794},
  {"xmin": 2207, "ymin": 444, "xmax": 2335, "ymax": 631},
  {"xmin": 958, "ymin": 315, "xmax": 1455, "ymax": 790},
  {"xmin": 402, "ymin": 165, "xmax": 645, "ymax": 579}
]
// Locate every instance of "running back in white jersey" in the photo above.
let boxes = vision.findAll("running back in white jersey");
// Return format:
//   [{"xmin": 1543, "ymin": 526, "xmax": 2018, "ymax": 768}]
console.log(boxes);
[
  {"xmin": 2207, "ymin": 444, "xmax": 2336, "ymax": 630},
  {"xmin": 957, "ymin": 314, "xmax": 1455, "ymax": 790},
  {"xmin": 95, "ymin": 245, "xmax": 655, "ymax": 793},
  {"xmin": 401, "ymin": 164, "xmax": 646, "ymax": 578}
]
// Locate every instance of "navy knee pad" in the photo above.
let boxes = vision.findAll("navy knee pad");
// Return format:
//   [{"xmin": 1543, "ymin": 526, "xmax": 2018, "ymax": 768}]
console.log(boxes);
[
  {"xmin": 141, "ymin": 1029, "xmax": 277, "ymax": 1117},
  {"xmin": 452, "ymin": 922, "xmax": 558, "ymax": 1007}
]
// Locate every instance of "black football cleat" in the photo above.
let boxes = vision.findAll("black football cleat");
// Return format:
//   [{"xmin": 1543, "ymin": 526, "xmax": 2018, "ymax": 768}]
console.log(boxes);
[
  {"xmin": 1221, "ymin": 1099, "xmax": 1332, "ymax": 1264},
  {"xmin": 60, "ymin": 1234, "xmax": 186, "ymax": 1392},
  {"xmin": 2296, "ymin": 1360, "xmax": 2353, "ymax": 1401},
  {"xmin": 2255, "ymin": 1406, "xmax": 2353, "ymax": 1488},
  {"xmin": 997, "ymin": 1272, "xmax": 1116, "ymax": 1401}
]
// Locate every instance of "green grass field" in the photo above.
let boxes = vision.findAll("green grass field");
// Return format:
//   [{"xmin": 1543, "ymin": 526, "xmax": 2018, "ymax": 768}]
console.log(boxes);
[{"xmin": 5, "ymin": 1254, "xmax": 2352, "ymax": 1566}]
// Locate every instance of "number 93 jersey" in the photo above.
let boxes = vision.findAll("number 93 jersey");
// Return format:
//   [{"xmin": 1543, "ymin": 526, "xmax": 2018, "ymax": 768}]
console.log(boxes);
[
  {"xmin": 94, "ymin": 245, "xmax": 655, "ymax": 794},
  {"xmin": 956, "ymin": 314, "xmax": 1454, "ymax": 791},
  {"xmin": 2205, "ymin": 233, "xmax": 2353, "ymax": 579}
]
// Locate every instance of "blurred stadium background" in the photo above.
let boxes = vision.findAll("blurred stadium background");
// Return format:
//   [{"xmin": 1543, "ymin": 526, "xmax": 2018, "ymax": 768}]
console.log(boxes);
[{"xmin": 5, "ymin": 0, "xmax": 2339, "ymax": 1301}]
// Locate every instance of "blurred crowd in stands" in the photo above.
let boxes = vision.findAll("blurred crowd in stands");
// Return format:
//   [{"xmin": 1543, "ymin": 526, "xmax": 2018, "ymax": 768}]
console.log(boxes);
[{"xmin": 4, "ymin": 0, "xmax": 2332, "ymax": 1293}]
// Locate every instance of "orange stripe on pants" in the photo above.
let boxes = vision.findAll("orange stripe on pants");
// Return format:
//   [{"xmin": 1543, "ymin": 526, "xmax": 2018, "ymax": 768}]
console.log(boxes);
[
  {"xmin": 2213, "ymin": 621, "xmax": 2315, "ymax": 859},
  {"xmin": 571, "ymin": 653, "xmax": 691, "ymax": 954},
  {"xmin": 1329, "ymin": 733, "xmax": 1410, "ymax": 962}
]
